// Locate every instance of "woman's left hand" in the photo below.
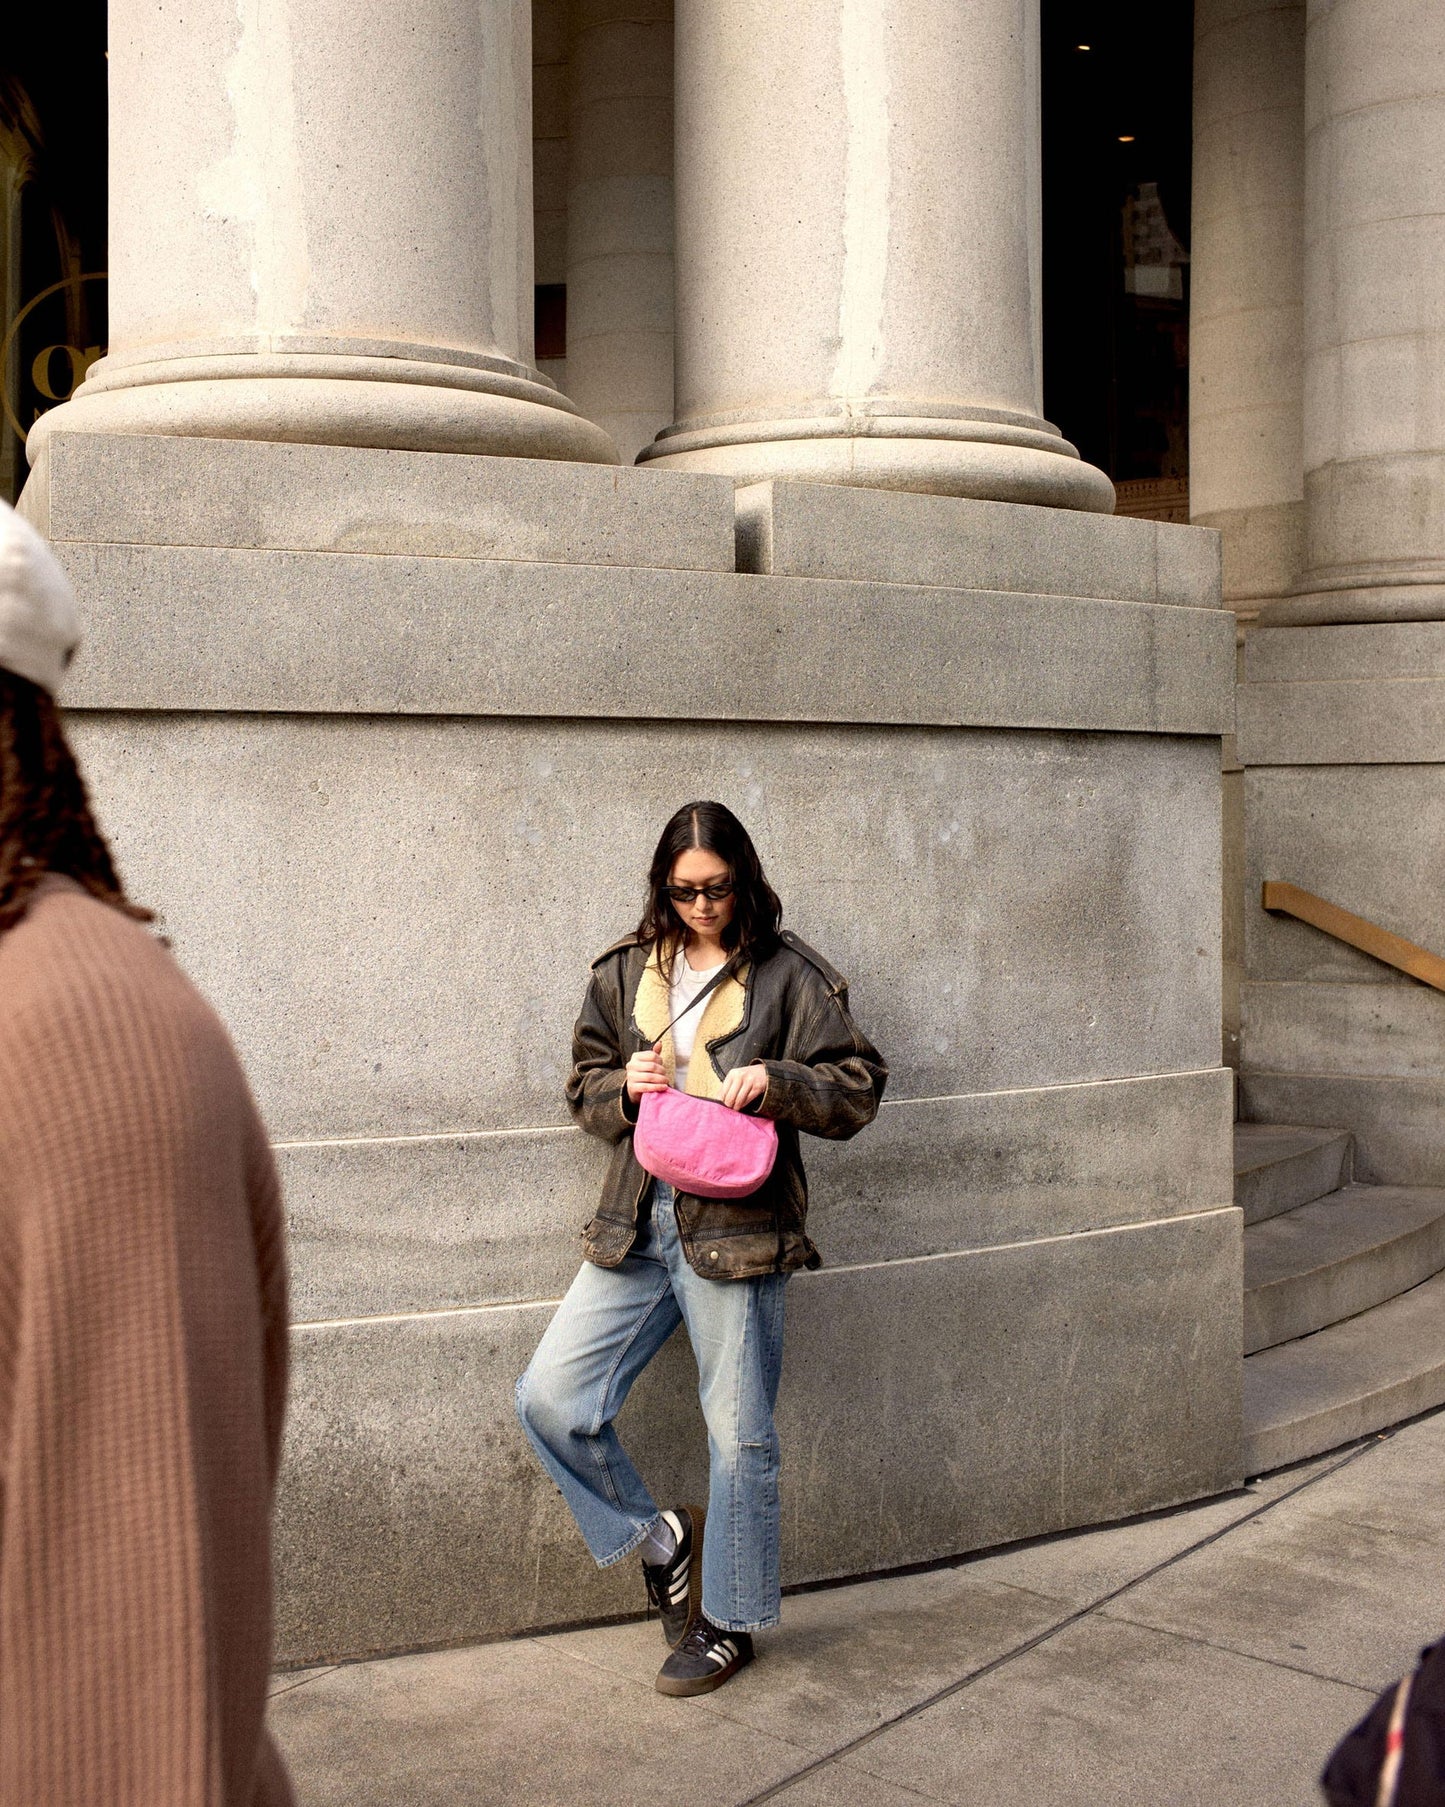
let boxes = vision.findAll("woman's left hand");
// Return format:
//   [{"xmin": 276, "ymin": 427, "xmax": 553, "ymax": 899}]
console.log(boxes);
[{"xmin": 719, "ymin": 1063, "xmax": 769, "ymax": 1113}]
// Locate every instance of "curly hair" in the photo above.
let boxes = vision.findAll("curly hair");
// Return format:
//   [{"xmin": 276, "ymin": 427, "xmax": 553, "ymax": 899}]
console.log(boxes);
[
  {"xmin": 0, "ymin": 668, "xmax": 151, "ymax": 934},
  {"xmin": 635, "ymin": 800, "xmax": 782, "ymax": 976}
]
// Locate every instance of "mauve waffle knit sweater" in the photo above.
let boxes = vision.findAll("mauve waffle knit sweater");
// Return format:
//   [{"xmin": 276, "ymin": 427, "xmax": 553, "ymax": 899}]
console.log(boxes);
[{"xmin": 0, "ymin": 877, "xmax": 293, "ymax": 1806}]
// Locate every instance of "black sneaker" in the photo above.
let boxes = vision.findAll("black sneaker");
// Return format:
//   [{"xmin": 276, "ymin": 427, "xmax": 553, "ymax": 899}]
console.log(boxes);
[
  {"xmin": 655, "ymin": 1615, "xmax": 755, "ymax": 1697},
  {"xmin": 641, "ymin": 1505, "xmax": 704, "ymax": 1649}
]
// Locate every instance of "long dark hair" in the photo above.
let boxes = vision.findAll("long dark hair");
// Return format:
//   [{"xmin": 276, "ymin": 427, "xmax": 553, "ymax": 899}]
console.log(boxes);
[
  {"xmin": 0, "ymin": 668, "xmax": 152, "ymax": 934},
  {"xmin": 635, "ymin": 800, "xmax": 781, "ymax": 972}
]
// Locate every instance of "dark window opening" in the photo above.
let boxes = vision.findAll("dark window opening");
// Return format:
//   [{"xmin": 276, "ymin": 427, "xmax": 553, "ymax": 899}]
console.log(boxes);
[
  {"xmin": 534, "ymin": 283, "xmax": 566, "ymax": 363},
  {"xmin": 1, "ymin": 4, "xmax": 108, "ymax": 503},
  {"xmin": 1041, "ymin": 0, "xmax": 1194, "ymax": 520}
]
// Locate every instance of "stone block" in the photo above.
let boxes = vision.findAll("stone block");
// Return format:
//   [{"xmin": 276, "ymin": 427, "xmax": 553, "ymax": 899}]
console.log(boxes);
[
  {"xmin": 561, "ymin": 332, "xmax": 674, "ymax": 416},
  {"xmin": 734, "ymin": 479, "xmax": 1222, "ymax": 609},
  {"xmin": 1242, "ymin": 608, "xmax": 1445, "ymax": 764},
  {"xmin": 568, "ymin": 18, "xmax": 672, "ymax": 105},
  {"xmin": 531, "ymin": 59, "xmax": 569, "ymax": 137},
  {"xmin": 775, "ymin": 1068, "xmax": 1235, "ymax": 1265},
  {"xmin": 532, "ymin": 133, "xmax": 569, "ymax": 211},
  {"xmin": 1244, "ymin": 766, "xmax": 1445, "ymax": 984},
  {"xmin": 1188, "ymin": 308, "xmax": 1304, "ymax": 426},
  {"xmin": 1245, "ymin": 620, "xmax": 1445, "ymax": 684},
  {"xmin": 573, "ymin": 0, "xmax": 675, "ymax": 31},
  {"xmin": 1243, "ymin": 980, "xmax": 1445, "ymax": 1080},
  {"xmin": 532, "ymin": 210, "xmax": 568, "ymax": 287},
  {"xmin": 54, "ymin": 541, "xmax": 1234, "ymax": 734},
  {"xmin": 278, "ymin": 1069, "xmax": 1234, "ymax": 1322},
  {"xmin": 1239, "ymin": 674, "xmax": 1445, "ymax": 764},
  {"xmin": 1156, "ymin": 515, "xmax": 1227, "ymax": 614},
  {"xmin": 68, "ymin": 713, "xmax": 1224, "ymax": 1142},
  {"xmin": 273, "ymin": 1210, "xmax": 1242, "ymax": 1661},
  {"xmin": 279, "ymin": 1127, "xmax": 602, "ymax": 1323},
  {"xmin": 566, "ymin": 95, "xmax": 674, "ymax": 179},
  {"xmin": 533, "ymin": 0, "xmax": 568, "ymax": 66},
  {"xmin": 1322, "ymin": 1, "xmax": 1443, "ymax": 117},
  {"xmin": 565, "ymin": 174, "xmax": 674, "ymax": 262},
  {"xmin": 24, "ymin": 430, "xmax": 736, "ymax": 571},
  {"xmin": 565, "ymin": 250, "xmax": 673, "ymax": 336}
]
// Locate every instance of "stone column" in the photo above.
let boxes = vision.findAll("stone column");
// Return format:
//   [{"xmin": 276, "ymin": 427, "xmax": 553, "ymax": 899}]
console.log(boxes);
[
  {"xmin": 638, "ymin": 0, "xmax": 1112, "ymax": 509},
  {"xmin": 28, "ymin": 0, "xmax": 616, "ymax": 466},
  {"xmin": 564, "ymin": 0, "xmax": 674, "ymax": 466},
  {"xmin": 1189, "ymin": 0, "xmax": 1306, "ymax": 619},
  {"xmin": 1282, "ymin": 0, "xmax": 1445, "ymax": 622}
]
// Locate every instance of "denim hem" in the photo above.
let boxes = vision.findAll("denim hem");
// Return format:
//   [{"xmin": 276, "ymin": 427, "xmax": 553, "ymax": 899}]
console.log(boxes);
[
  {"xmin": 704, "ymin": 1611, "xmax": 780, "ymax": 1633},
  {"xmin": 594, "ymin": 1511, "xmax": 665, "ymax": 1571}
]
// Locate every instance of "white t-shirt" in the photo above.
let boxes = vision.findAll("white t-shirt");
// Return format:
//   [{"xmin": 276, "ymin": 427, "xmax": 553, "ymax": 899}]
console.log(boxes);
[{"xmin": 669, "ymin": 950, "xmax": 726, "ymax": 1093}]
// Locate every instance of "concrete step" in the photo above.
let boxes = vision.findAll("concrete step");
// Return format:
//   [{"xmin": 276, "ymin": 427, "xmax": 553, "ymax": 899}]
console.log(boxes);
[
  {"xmin": 1242, "ymin": 1267, "xmax": 1445, "ymax": 1474},
  {"xmin": 1234, "ymin": 1122, "xmax": 1353, "ymax": 1224},
  {"xmin": 1243, "ymin": 1184, "xmax": 1445, "ymax": 1354}
]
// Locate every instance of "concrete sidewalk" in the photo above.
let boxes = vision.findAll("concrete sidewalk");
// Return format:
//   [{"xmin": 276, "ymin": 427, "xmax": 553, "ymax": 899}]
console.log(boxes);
[{"xmin": 269, "ymin": 1407, "xmax": 1445, "ymax": 1806}]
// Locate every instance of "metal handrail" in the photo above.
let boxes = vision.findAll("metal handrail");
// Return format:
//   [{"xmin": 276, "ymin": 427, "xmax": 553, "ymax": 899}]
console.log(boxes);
[{"xmin": 1262, "ymin": 881, "xmax": 1445, "ymax": 994}]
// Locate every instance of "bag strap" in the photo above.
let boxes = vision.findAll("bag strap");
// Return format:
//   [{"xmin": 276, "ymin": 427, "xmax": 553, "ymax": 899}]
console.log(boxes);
[{"xmin": 651, "ymin": 955, "xmax": 736, "ymax": 1048}]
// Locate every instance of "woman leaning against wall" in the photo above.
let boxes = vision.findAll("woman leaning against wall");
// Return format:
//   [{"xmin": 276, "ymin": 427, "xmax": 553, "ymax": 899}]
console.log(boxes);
[{"xmin": 517, "ymin": 799, "xmax": 886, "ymax": 1696}]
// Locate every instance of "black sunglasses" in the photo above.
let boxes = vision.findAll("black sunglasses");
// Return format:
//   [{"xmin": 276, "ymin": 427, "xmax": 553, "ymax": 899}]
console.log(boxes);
[{"xmin": 664, "ymin": 881, "xmax": 735, "ymax": 904}]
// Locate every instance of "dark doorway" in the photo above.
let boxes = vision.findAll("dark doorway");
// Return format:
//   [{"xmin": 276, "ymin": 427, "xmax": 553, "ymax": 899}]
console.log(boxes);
[
  {"xmin": 1041, "ymin": 0, "xmax": 1194, "ymax": 520},
  {"xmin": 1, "ymin": 4, "xmax": 108, "ymax": 503}
]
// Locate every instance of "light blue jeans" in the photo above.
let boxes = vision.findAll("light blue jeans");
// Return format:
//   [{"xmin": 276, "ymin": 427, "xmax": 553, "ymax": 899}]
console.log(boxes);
[{"xmin": 515, "ymin": 1183, "xmax": 788, "ymax": 1633}]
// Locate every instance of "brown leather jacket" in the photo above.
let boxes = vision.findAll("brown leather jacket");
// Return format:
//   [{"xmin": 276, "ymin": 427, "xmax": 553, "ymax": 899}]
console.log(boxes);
[{"xmin": 566, "ymin": 930, "xmax": 887, "ymax": 1279}]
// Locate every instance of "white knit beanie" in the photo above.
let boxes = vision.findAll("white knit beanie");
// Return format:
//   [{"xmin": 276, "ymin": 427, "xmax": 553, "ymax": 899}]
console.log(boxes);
[{"xmin": 0, "ymin": 502, "xmax": 80, "ymax": 697}]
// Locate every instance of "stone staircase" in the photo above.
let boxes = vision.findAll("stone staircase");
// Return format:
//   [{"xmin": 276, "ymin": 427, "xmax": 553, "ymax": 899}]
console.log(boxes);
[{"xmin": 1239, "ymin": 1123, "xmax": 1445, "ymax": 1473}]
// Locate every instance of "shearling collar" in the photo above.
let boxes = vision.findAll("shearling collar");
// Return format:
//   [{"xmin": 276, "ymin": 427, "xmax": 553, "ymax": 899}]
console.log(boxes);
[{"xmin": 632, "ymin": 943, "xmax": 749, "ymax": 1101}]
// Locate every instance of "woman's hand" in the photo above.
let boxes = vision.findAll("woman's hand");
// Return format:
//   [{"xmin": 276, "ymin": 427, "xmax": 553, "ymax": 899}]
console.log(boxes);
[
  {"xmin": 719, "ymin": 1062, "xmax": 769, "ymax": 1113},
  {"xmin": 625, "ymin": 1047, "xmax": 669, "ymax": 1103}
]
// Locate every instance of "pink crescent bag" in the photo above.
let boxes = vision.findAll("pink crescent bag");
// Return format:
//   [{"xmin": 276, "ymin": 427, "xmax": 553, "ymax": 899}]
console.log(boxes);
[{"xmin": 631, "ymin": 961, "xmax": 779, "ymax": 1200}]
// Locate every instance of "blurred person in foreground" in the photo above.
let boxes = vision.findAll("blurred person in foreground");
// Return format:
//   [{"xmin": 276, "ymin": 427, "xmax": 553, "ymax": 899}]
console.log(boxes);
[{"xmin": 0, "ymin": 501, "xmax": 293, "ymax": 1806}]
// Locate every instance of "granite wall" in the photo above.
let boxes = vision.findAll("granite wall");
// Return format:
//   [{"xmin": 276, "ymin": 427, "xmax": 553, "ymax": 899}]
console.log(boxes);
[{"xmin": 30, "ymin": 430, "xmax": 1240, "ymax": 1662}]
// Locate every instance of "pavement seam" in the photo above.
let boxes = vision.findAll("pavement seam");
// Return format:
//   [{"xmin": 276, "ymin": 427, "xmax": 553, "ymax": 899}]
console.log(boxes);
[
  {"xmin": 1088, "ymin": 1609, "xmax": 1382, "ymax": 1697},
  {"xmin": 734, "ymin": 1437, "xmax": 1381, "ymax": 1806}
]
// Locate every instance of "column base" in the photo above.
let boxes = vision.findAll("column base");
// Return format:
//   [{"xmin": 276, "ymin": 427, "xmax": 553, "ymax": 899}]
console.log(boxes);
[
  {"xmin": 638, "ymin": 413, "xmax": 1114, "ymax": 512},
  {"xmin": 1261, "ymin": 573, "xmax": 1445, "ymax": 626},
  {"xmin": 27, "ymin": 349, "xmax": 619, "ymax": 467}
]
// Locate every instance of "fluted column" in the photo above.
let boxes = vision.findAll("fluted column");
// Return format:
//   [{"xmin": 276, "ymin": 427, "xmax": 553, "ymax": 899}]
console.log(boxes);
[
  {"xmin": 638, "ymin": 0, "xmax": 1112, "ymax": 510},
  {"xmin": 1189, "ymin": 0, "xmax": 1306, "ymax": 619},
  {"xmin": 29, "ymin": 0, "xmax": 617, "ymax": 466},
  {"xmin": 564, "ymin": 0, "xmax": 674, "ymax": 466},
  {"xmin": 1282, "ymin": 0, "xmax": 1445, "ymax": 622}
]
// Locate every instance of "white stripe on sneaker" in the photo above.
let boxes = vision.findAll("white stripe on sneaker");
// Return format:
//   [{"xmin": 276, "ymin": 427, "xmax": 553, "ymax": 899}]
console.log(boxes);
[{"xmin": 707, "ymin": 1640, "xmax": 738, "ymax": 1669}]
